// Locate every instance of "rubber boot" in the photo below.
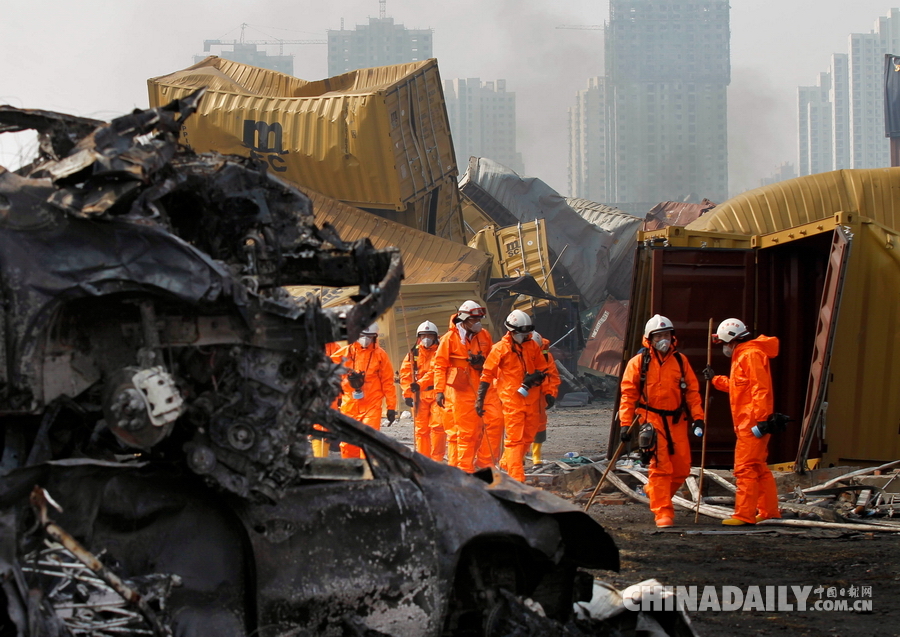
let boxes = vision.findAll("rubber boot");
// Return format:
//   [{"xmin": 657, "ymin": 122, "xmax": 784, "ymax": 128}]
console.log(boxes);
[
  {"xmin": 311, "ymin": 438, "xmax": 330, "ymax": 458},
  {"xmin": 531, "ymin": 443, "xmax": 543, "ymax": 465}
]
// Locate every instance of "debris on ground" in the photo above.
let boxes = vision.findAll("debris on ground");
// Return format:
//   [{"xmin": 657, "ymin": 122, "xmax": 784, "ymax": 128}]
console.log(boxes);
[{"xmin": 559, "ymin": 454, "xmax": 900, "ymax": 535}]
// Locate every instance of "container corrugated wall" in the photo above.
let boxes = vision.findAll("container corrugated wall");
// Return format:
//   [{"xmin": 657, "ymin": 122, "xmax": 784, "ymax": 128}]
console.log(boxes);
[
  {"xmin": 148, "ymin": 56, "xmax": 458, "ymax": 214},
  {"xmin": 303, "ymin": 187, "xmax": 490, "ymax": 289},
  {"xmin": 826, "ymin": 220, "xmax": 900, "ymax": 464},
  {"xmin": 687, "ymin": 168, "xmax": 900, "ymax": 235}
]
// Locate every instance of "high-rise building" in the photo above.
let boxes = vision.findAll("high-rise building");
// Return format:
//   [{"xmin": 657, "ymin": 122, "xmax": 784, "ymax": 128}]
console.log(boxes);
[
  {"xmin": 830, "ymin": 54, "xmax": 852, "ymax": 170},
  {"xmin": 444, "ymin": 78, "xmax": 524, "ymax": 175},
  {"xmin": 798, "ymin": 9, "xmax": 900, "ymax": 175},
  {"xmin": 327, "ymin": 16, "xmax": 432, "ymax": 76},
  {"xmin": 798, "ymin": 72, "xmax": 833, "ymax": 176},
  {"xmin": 568, "ymin": 0, "xmax": 731, "ymax": 210},
  {"xmin": 568, "ymin": 77, "xmax": 611, "ymax": 203}
]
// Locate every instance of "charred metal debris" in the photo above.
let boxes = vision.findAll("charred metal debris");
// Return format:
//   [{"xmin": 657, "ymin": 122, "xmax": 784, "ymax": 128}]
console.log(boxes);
[
  {"xmin": 0, "ymin": 92, "xmax": 621, "ymax": 637},
  {"xmin": 0, "ymin": 88, "xmax": 403, "ymax": 497}
]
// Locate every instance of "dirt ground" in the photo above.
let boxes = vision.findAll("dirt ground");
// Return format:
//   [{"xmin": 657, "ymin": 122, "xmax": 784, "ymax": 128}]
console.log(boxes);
[{"xmin": 385, "ymin": 400, "xmax": 900, "ymax": 637}]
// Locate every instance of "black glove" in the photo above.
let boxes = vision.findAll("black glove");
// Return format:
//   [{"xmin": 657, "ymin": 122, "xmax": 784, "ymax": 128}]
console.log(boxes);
[
  {"xmin": 410, "ymin": 382, "xmax": 420, "ymax": 393},
  {"xmin": 620, "ymin": 426, "xmax": 632, "ymax": 443},
  {"xmin": 436, "ymin": 392, "xmax": 445, "ymax": 408},
  {"xmin": 522, "ymin": 371, "xmax": 546, "ymax": 388},
  {"xmin": 701, "ymin": 365, "xmax": 715, "ymax": 382},
  {"xmin": 404, "ymin": 397, "xmax": 414, "ymax": 408},
  {"xmin": 692, "ymin": 419, "xmax": 704, "ymax": 437},
  {"xmin": 386, "ymin": 409, "xmax": 397, "ymax": 425},
  {"xmin": 468, "ymin": 354, "xmax": 485, "ymax": 369},
  {"xmin": 475, "ymin": 381, "xmax": 489, "ymax": 417},
  {"xmin": 545, "ymin": 394, "xmax": 555, "ymax": 408}
]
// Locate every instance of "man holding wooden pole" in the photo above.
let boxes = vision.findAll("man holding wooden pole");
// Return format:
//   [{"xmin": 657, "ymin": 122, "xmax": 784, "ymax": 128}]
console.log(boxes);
[{"xmin": 619, "ymin": 315, "xmax": 706, "ymax": 528}]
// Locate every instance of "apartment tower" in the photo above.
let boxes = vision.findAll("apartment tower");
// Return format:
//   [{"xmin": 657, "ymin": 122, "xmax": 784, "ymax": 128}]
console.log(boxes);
[{"xmin": 570, "ymin": 0, "xmax": 730, "ymax": 210}]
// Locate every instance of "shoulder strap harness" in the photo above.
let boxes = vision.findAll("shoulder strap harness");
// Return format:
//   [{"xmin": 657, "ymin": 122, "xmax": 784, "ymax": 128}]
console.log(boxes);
[{"xmin": 635, "ymin": 350, "xmax": 691, "ymax": 455}]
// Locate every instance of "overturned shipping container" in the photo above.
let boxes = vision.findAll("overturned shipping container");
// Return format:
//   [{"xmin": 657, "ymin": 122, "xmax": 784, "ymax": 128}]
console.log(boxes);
[
  {"xmin": 618, "ymin": 168, "xmax": 900, "ymax": 470},
  {"xmin": 148, "ymin": 56, "xmax": 465, "ymax": 242},
  {"xmin": 287, "ymin": 189, "xmax": 492, "ymax": 377}
]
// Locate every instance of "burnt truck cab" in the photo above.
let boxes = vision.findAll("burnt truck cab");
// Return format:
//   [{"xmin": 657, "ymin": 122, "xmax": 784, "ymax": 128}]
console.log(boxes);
[{"xmin": 0, "ymin": 93, "xmax": 618, "ymax": 636}]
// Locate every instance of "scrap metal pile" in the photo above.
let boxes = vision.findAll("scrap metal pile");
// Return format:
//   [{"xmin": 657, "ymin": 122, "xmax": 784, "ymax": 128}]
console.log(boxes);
[{"xmin": 0, "ymin": 88, "xmax": 401, "ymax": 499}]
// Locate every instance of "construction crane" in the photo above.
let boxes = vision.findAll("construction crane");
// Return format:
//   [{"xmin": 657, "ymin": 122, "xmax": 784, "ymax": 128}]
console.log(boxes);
[{"xmin": 204, "ymin": 23, "xmax": 325, "ymax": 56}]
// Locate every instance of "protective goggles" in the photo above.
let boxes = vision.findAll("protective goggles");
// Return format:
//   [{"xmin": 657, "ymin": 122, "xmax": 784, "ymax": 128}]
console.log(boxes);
[
  {"xmin": 462, "ymin": 307, "xmax": 487, "ymax": 318},
  {"xmin": 506, "ymin": 323, "xmax": 535, "ymax": 334}
]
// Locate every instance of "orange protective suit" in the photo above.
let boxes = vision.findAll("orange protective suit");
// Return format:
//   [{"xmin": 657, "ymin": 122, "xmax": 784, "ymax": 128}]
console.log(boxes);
[
  {"xmin": 331, "ymin": 340, "xmax": 396, "ymax": 458},
  {"xmin": 619, "ymin": 338, "xmax": 704, "ymax": 523},
  {"xmin": 399, "ymin": 342, "xmax": 445, "ymax": 461},
  {"xmin": 712, "ymin": 335, "xmax": 781, "ymax": 524},
  {"xmin": 480, "ymin": 333, "xmax": 550, "ymax": 481},
  {"xmin": 534, "ymin": 349, "xmax": 561, "ymax": 443},
  {"xmin": 433, "ymin": 316, "xmax": 502, "ymax": 472},
  {"xmin": 311, "ymin": 341, "xmax": 342, "ymax": 457}
]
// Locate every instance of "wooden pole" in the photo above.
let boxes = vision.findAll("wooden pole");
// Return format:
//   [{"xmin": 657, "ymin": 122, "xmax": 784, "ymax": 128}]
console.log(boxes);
[
  {"xmin": 694, "ymin": 318, "xmax": 714, "ymax": 523},
  {"xmin": 583, "ymin": 437, "xmax": 627, "ymax": 512}
]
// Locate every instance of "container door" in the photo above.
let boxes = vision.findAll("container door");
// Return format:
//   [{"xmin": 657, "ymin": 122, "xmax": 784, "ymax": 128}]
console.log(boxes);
[
  {"xmin": 609, "ymin": 246, "xmax": 756, "ymax": 466},
  {"xmin": 649, "ymin": 247, "xmax": 756, "ymax": 467},
  {"xmin": 795, "ymin": 226, "xmax": 852, "ymax": 471}
]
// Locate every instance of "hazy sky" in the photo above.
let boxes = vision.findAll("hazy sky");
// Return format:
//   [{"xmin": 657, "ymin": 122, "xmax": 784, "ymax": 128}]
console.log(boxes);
[{"xmin": 2, "ymin": 1, "xmax": 898, "ymax": 199}]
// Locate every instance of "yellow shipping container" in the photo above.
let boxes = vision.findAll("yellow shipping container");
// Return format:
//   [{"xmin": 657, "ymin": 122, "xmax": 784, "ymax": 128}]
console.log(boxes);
[
  {"xmin": 624, "ymin": 168, "xmax": 900, "ymax": 469},
  {"xmin": 147, "ymin": 56, "xmax": 464, "ymax": 241},
  {"xmin": 469, "ymin": 219, "xmax": 559, "ymax": 302}
]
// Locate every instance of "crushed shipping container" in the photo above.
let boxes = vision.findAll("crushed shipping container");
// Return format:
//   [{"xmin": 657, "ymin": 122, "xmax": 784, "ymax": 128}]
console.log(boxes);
[
  {"xmin": 578, "ymin": 296, "xmax": 630, "ymax": 379},
  {"xmin": 566, "ymin": 199, "xmax": 643, "ymax": 302},
  {"xmin": 147, "ymin": 56, "xmax": 465, "ymax": 242},
  {"xmin": 459, "ymin": 157, "xmax": 617, "ymax": 309},
  {"xmin": 285, "ymin": 189, "xmax": 492, "ymax": 377}
]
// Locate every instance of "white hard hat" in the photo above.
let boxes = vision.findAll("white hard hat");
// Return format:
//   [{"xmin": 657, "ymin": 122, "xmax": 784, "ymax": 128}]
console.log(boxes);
[
  {"xmin": 643, "ymin": 314, "xmax": 674, "ymax": 339},
  {"xmin": 361, "ymin": 323, "xmax": 379, "ymax": 336},
  {"xmin": 533, "ymin": 332, "xmax": 544, "ymax": 347},
  {"xmin": 714, "ymin": 318, "xmax": 749, "ymax": 344},
  {"xmin": 457, "ymin": 300, "xmax": 486, "ymax": 320},
  {"xmin": 504, "ymin": 309, "xmax": 535, "ymax": 333},
  {"xmin": 416, "ymin": 321, "xmax": 438, "ymax": 335}
]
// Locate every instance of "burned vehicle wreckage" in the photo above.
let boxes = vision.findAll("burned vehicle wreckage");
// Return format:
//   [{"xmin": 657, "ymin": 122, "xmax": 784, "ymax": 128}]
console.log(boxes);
[{"xmin": 0, "ymin": 91, "xmax": 619, "ymax": 636}]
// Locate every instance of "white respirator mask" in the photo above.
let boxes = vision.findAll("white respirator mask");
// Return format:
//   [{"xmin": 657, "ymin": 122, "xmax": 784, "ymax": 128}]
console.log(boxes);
[
  {"xmin": 653, "ymin": 339, "xmax": 671, "ymax": 353},
  {"xmin": 467, "ymin": 321, "xmax": 483, "ymax": 334},
  {"xmin": 512, "ymin": 332, "xmax": 529, "ymax": 344},
  {"xmin": 419, "ymin": 337, "xmax": 434, "ymax": 347},
  {"xmin": 358, "ymin": 336, "xmax": 373, "ymax": 348},
  {"xmin": 723, "ymin": 344, "xmax": 734, "ymax": 358}
]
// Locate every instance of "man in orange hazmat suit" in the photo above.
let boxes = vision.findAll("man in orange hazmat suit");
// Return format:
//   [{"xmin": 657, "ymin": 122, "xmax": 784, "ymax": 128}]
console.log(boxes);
[
  {"xmin": 530, "ymin": 332, "xmax": 560, "ymax": 466},
  {"xmin": 619, "ymin": 315, "xmax": 705, "ymax": 528},
  {"xmin": 433, "ymin": 301, "xmax": 502, "ymax": 472},
  {"xmin": 477, "ymin": 310, "xmax": 552, "ymax": 482},
  {"xmin": 311, "ymin": 340, "xmax": 342, "ymax": 457},
  {"xmin": 706, "ymin": 318, "xmax": 782, "ymax": 526},
  {"xmin": 331, "ymin": 323, "xmax": 397, "ymax": 458},
  {"xmin": 399, "ymin": 321, "xmax": 445, "ymax": 461}
]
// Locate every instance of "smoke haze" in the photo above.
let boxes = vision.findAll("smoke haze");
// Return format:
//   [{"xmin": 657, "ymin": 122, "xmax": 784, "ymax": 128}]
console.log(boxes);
[{"xmin": 1, "ymin": 0, "xmax": 898, "ymax": 199}]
